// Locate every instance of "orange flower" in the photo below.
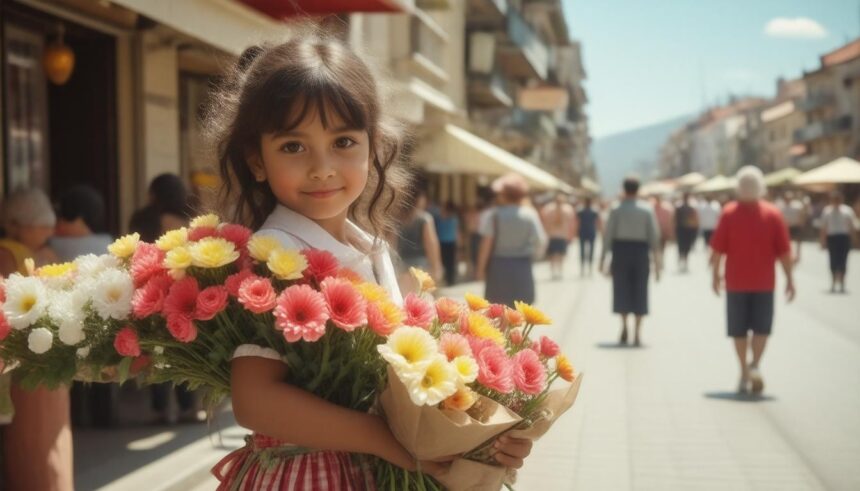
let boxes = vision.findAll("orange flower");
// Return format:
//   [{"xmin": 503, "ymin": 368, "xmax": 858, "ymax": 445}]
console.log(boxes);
[
  {"xmin": 409, "ymin": 267, "xmax": 436, "ymax": 293},
  {"xmin": 442, "ymin": 386, "xmax": 478, "ymax": 411},
  {"xmin": 337, "ymin": 267, "xmax": 364, "ymax": 285},
  {"xmin": 367, "ymin": 300, "xmax": 405, "ymax": 337},
  {"xmin": 556, "ymin": 354, "xmax": 576, "ymax": 382},
  {"xmin": 504, "ymin": 307, "xmax": 524, "ymax": 328},
  {"xmin": 464, "ymin": 293, "xmax": 489, "ymax": 311},
  {"xmin": 515, "ymin": 301, "xmax": 551, "ymax": 326}
]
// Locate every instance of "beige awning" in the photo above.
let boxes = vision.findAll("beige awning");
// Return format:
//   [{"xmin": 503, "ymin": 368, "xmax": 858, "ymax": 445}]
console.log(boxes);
[
  {"xmin": 676, "ymin": 172, "xmax": 707, "ymax": 188},
  {"xmin": 640, "ymin": 180, "xmax": 676, "ymax": 196},
  {"xmin": 694, "ymin": 175, "xmax": 736, "ymax": 193},
  {"xmin": 414, "ymin": 124, "xmax": 574, "ymax": 193},
  {"xmin": 793, "ymin": 157, "xmax": 860, "ymax": 185},
  {"xmin": 764, "ymin": 168, "xmax": 801, "ymax": 187},
  {"xmin": 580, "ymin": 177, "xmax": 600, "ymax": 194}
]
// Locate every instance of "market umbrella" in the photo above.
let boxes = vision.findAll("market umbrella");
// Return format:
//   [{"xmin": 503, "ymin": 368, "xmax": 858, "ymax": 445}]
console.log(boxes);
[
  {"xmin": 675, "ymin": 172, "xmax": 707, "ymax": 189},
  {"xmin": 793, "ymin": 157, "xmax": 860, "ymax": 186},
  {"xmin": 694, "ymin": 175, "xmax": 736, "ymax": 194},
  {"xmin": 763, "ymin": 168, "xmax": 801, "ymax": 188}
]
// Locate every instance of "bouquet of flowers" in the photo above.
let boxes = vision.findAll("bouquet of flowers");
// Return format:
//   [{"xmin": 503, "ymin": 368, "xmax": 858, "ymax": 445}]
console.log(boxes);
[
  {"xmin": 0, "ymin": 253, "xmax": 141, "ymax": 389},
  {"xmin": 375, "ymin": 274, "xmax": 582, "ymax": 491}
]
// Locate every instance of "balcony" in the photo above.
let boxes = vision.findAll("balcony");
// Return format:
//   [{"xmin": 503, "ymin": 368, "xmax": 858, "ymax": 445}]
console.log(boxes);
[
  {"xmin": 497, "ymin": 8, "xmax": 550, "ymax": 80},
  {"xmin": 467, "ymin": 0, "xmax": 508, "ymax": 28},
  {"xmin": 794, "ymin": 115, "xmax": 852, "ymax": 143},
  {"xmin": 238, "ymin": 0, "xmax": 413, "ymax": 17},
  {"xmin": 511, "ymin": 108, "xmax": 557, "ymax": 139},
  {"xmin": 799, "ymin": 92, "xmax": 835, "ymax": 112},
  {"xmin": 408, "ymin": 11, "xmax": 450, "ymax": 85},
  {"xmin": 469, "ymin": 70, "xmax": 514, "ymax": 107}
]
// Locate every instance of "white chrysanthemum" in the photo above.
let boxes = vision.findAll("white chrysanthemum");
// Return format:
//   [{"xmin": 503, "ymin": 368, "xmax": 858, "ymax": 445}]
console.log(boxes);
[
  {"xmin": 91, "ymin": 268, "xmax": 134, "ymax": 320},
  {"xmin": 406, "ymin": 355, "xmax": 459, "ymax": 406},
  {"xmin": 3, "ymin": 275, "xmax": 49, "ymax": 330},
  {"xmin": 377, "ymin": 326, "xmax": 438, "ymax": 376},
  {"xmin": 153, "ymin": 346, "xmax": 164, "ymax": 355},
  {"xmin": 28, "ymin": 327, "xmax": 54, "ymax": 354},
  {"xmin": 451, "ymin": 355, "xmax": 479, "ymax": 384},
  {"xmin": 76, "ymin": 346, "xmax": 91, "ymax": 359},
  {"xmin": 58, "ymin": 319, "xmax": 85, "ymax": 346},
  {"xmin": 75, "ymin": 254, "xmax": 120, "ymax": 278},
  {"xmin": 48, "ymin": 291, "xmax": 86, "ymax": 346}
]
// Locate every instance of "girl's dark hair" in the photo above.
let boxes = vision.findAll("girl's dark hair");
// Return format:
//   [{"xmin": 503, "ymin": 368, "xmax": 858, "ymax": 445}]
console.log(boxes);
[{"xmin": 207, "ymin": 28, "xmax": 411, "ymax": 239}]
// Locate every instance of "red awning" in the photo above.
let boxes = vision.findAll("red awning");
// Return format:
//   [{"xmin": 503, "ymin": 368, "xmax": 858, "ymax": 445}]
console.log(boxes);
[{"xmin": 239, "ymin": 0, "xmax": 409, "ymax": 18}]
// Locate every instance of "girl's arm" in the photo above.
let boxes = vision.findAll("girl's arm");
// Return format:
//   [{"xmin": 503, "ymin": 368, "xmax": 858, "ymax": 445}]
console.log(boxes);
[{"xmin": 231, "ymin": 356, "xmax": 416, "ymax": 470}]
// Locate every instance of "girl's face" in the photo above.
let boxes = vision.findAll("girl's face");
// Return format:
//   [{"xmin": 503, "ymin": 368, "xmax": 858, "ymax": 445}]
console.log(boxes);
[{"xmin": 254, "ymin": 107, "xmax": 370, "ymax": 225}]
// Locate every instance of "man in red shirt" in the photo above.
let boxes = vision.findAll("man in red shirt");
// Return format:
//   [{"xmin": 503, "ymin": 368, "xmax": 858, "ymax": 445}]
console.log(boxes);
[{"xmin": 710, "ymin": 166, "xmax": 796, "ymax": 395}]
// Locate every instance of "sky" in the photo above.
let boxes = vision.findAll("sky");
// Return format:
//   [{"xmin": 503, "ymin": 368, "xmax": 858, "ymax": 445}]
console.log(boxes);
[{"xmin": 562, "ymin": 0, "xmax": 860, "ymax": 138}]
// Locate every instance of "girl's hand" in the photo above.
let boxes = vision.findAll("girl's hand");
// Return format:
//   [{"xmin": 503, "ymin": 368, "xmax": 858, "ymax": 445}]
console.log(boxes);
[{"xmin": 492, "ymin": 435, "xmax": 533, "ymax": 469}]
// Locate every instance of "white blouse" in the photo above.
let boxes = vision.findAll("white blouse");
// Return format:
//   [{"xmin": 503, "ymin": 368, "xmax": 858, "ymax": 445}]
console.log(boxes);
[{"xmin": 234, "ymin": 205, "xmax": 403, "ymax": 362}]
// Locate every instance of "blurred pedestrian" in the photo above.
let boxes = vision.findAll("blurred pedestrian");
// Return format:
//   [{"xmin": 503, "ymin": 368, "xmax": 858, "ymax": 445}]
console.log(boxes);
[
  {"xmin": 464, "ymin": 197, "xmax": 489, "ymax": 280},
  {"xmin": 51, "ymin": 185, "xmax": 118, "ymax": 428},
  {"xmin": 435, "ymin": 202, "xmax": 460, "ymax": 286},
  {"xmin": 777, "ymin": 191, "xmax": 807, "ymax": 263},
  {"xmin": 476, "ymin": 173, "xmax": 547, "ymax": 307},
  {"xmin": 599, "ymin": 177, "xmax": 661, "ymax": 346},
  {"xmin": 576, "ymin": 197, "xmax": 601, "ymax": 276},
  {"xmin": 710, "ymin": 166, "xmax": 795, "ymax": 395},
  {"xmin": 698, "ymin": 195, "xmax": 721, "ymax": 251},
  {"xmin": 652, "ymin": 194, "xmax": 675, "ymax": 259},
  {"xmin": 819, "ymin": 191, "xmax": 857, "ymax": 294},
  {"xmin": 541, "ymin": 193, "xmax": 575, "ymax": 280},
  {"xmin": 0, "ymin": 188, "xmax": 73, "ymax": 491},
  {"xmin": 129, "ymin": 174, "xmax": 200, "ymax": 424},
  {"xmin": 675, "ymin": 192, "xmax": 699, "ymax": 272},
  {"xmin": 395, "ymin": 189, "xmax": 443, "ymax": 292}
]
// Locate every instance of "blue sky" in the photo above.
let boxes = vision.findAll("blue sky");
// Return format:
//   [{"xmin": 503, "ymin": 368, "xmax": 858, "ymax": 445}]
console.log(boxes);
[{"xmin": 562, "ymin": 0, "xmax": 860, "ymax": 138}]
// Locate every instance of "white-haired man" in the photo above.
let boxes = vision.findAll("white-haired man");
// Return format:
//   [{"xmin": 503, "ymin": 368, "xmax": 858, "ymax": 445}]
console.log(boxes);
[{"xmin": 710, "ymin": 166, "xmax": 795, "ymax": 394}]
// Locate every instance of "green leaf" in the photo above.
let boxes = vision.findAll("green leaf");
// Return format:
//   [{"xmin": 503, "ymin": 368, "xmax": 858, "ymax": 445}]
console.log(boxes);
[{"xmin": 117, "ymin": 356, "xmax": 133, "ymax": 385}]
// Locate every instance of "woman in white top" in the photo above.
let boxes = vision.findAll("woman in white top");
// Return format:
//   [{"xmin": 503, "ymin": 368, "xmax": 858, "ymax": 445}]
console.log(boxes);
[{"xmin": 820, "ymin": 191, "xmax": 858, "ymax": 293}]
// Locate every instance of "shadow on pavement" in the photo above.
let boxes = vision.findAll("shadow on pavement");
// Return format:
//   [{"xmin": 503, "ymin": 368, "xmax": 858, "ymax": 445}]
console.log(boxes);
[
  {"xmin": 594, "ymin": 342, "xmax": 648, "ymax": 349},
  {"xmin": 703, "ymin": 391, "xmax": 777, "ymax": 402}
]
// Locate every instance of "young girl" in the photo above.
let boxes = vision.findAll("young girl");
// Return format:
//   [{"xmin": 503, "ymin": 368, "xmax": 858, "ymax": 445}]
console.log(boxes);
[{"xmin": 208, "ymin": 32, "xmax": 534, "ymax": 489}]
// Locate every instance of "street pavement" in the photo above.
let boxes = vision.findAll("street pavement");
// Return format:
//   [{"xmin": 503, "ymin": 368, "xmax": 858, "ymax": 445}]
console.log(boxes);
[{"xmin": 76, "ymin": 241, "xmax": 860, "ymax": 490}]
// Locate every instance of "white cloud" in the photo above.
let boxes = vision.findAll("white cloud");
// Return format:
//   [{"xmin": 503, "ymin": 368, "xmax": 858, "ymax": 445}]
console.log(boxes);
[{"xmin": 764, "ymin": 17, "xmax": 827, "ymax": 39}]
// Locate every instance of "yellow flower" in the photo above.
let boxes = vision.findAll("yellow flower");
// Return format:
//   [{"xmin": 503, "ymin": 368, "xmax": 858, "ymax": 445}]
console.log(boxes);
[
  {"xmin": 409, "ymin": 267, "xmax": 436, "ymax": 293},
  {"xmin": 189, "ymin": 213, "xmax": 220, "ymax": 229},
  {"xmin": 36, "ymin": 262, "xmax": 76, "ymax": 278},
  {"xmin": 267, "ymin": 248, "xmax": 308, "ymax": 280},
  {"xmin": 377, "ymin": 326, "xmax": 438, "ymax": 372},
  {"xmin": 464, "ymin": 312, "xmax": 505, "ymax": 346},
  {"xmin": 406, "ymin": 355, "xmax": 459, "ymax": 406},
  {"xmin": 247, "ymin": 236, "xmax": 281, "ymax": 262},
  {"xmin": 108, "ymin": 233, "xmax": 140, "ymax": 259},
  {"xmin": 189, "ymin": 237, "xmax": 240, "ymax": 268},
  {"xmin": 451, "ymin": 355, "xmax": 478, "ymax": 384},
  {"xmin": 443, "ymin": 385, "xmax": 478, "ymax": 411},
  {"xmin": 556, "ymin": 354, "xmax": 576, "ymax": 382},
  {"xmin": 464, "ymin": 293, "xmax": 489, "ymax": 311},
  {"xmin": 377, "ymin": 299, "xmax": 406, "ymax": 326},
  {"xmin": 164, "ymin": 246, "xmax": 193, "ymax": 271},
  {"xmin": 356, "ymin": 283, "xmax": 388, "ymax": 303},
  {"xmin": 515, "ymin": 301, "xmax": 552, "ymax": 326},
  {"xmin": 156, "ymin": 227, "xmax": 188, "ymax": 251}
]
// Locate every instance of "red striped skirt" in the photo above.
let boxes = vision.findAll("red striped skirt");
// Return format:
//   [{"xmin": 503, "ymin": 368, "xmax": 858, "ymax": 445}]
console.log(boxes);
[{"xmin": 212, "ymin": 434, "xmax": 376, "ymax": 491}]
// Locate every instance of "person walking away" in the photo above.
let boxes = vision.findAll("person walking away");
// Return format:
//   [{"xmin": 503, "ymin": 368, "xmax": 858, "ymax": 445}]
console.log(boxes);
[
  {"xmin": 395, "ymin": 189, "xmax": 443, "ymax": 292},
  {"xmin": 819, "ymin": 191, "xmax": 857, "ymax": 293},
  {"xmin": 710, "ymin": 166, "xmax": 795, "ymax": 395},
  {"xmin": 129, "ymin": 174, "xmax": 201, "ymax": 424},
  {"xmin": 675, "ymin": 193, "xmax": 699, "ymax": 272},
  {"xmin": 476, "ymin": 173, "xmax": 547, "ymax": 307},
  {"xmin": 435, "ymin": 202, "xmax": 460, "ymax": 286},
  {"xmin": 599, "ymin": 178, "xmax": 661, "ymax": 346},
  {"xmin": 541, "ymin": 193, "xmax": 575, "ymax": 280},
  {"xmin": 777, "ymin": 191, "xmax": 807, "ymax": 263},
  {"xmin": 652, "ymin": 195, "xmax": 674, "ymax": 263},
  {"xmin": 576, "ymin": 197, "xmax": 601, "ymax": 276},
  {"xmin": 0, "ymin": 188, "xmax": 73, "ymax": 491},
  {"xmin": 698, "ymin": 195, "xmax": 721, "ymax": 252}
]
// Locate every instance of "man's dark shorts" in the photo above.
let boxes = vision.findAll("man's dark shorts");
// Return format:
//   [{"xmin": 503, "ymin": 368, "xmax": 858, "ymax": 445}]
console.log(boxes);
[{"xmin": 727, "ymin": 291, "xmax": 774, "ymax": 337}]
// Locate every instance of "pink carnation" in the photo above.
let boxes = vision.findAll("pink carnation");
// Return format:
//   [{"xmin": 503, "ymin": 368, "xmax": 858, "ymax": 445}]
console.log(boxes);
[
  {"xmin": 188, "ymin": 226, "xmax": 218, "ymax": 242},
  {"xmin": 114, "ymin": 326, "xmax": 141, "ymax": 357},
  {"xmin": 403, "ymin": 293, "xmax": 435, "ymax": 329},
  {"xmin": 509, "ymin": 328, "xmax": 524, "ymax": 346},
  {"xmin": 539, "ymin": 335, "xmax": 560, "ymax": 357},
  {"xmin": 439, "ymin": 333, "xmax": 472, "ymax": 361},
  {"xmin": 238, "ymin": 276, "xmax": 277, "ymax": 314},
  {"xmin": 163, "ymin": 277, "xmax": 200, "ymax": 319},
  {"xmin": 132, "ymin": 273, "xmax": 172, "ymax": 318},
  {"xmin": 274, "ymin": 284, "xmax": 329, "ymax": 342},
  {"xmin": 0, "ymin": 310, "xmax": 11, "ymax": 341},
  {"xmin": 435, "ymin": 297, "xmax": 462, "ymax": 324},
  {"xmin": 218, "ymin": 224, "xmax": 253, "ymax": 252},
  {"xmin": 226, "ymin": 269, "xmax": 255, "ymax": 298},
  {"xmin": 475, "ymin": 344, "xmax": 514, "ymax": 394},
  {"xmin": 302, "ymin": 249, "xmax": 340, "ymax": 284},
  {"xmin": 166, "ymin": 313, "xmax": 197, "ymax": 343},
  {"xmin": 130, "ymin": 243, "xmax": 166, "ymax": 287},
  {"xmin": 512, "ymin": 349, "xmax": 547, "ymax": 395},
  {"xmin": 467, "ymin": 336, "xmax": 496, "ymax": 358},
  {"xmin": 320, "ymin": 277, "xmax": 366, "ymax": 331},
  {"xmin": 195, "ymin": 286, "xmax": 228, "ymax": 321},
  {"xmin": 486, "ymin": 303, "xmax": 506, "ymax": 321}
]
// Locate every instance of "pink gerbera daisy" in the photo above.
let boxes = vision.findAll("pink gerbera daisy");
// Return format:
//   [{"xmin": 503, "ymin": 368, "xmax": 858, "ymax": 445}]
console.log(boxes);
[
  {"xmin": 163, "ymin": 277, "xmax": 200, "ymax": 320},
  {"xmin": 274, "ymin": 284, "xmax": 329, "ymax": 342},
  {"xmin": 320, "ymin": 277, "xmax": 366, "ymax": 331},
  {"xmin": 302, "ymin": 249, "xmax": 341, "ymax": 285},
  {"xmin": 130, "ymin": 243, "xmax": 166, "ymax": 288},
  {"xmin": 439, "ymin": 332, "xmax": 472, "ymax": 361},
  {"xmin": 403, "ymin": 293, "xmax": 435, "ymax": 329}
]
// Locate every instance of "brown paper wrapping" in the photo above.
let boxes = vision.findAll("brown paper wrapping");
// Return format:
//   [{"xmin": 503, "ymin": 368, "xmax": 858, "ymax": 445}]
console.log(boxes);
[{"xmin": 379, "ymin": 367, "xmax": 583, "ymax": 491}]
